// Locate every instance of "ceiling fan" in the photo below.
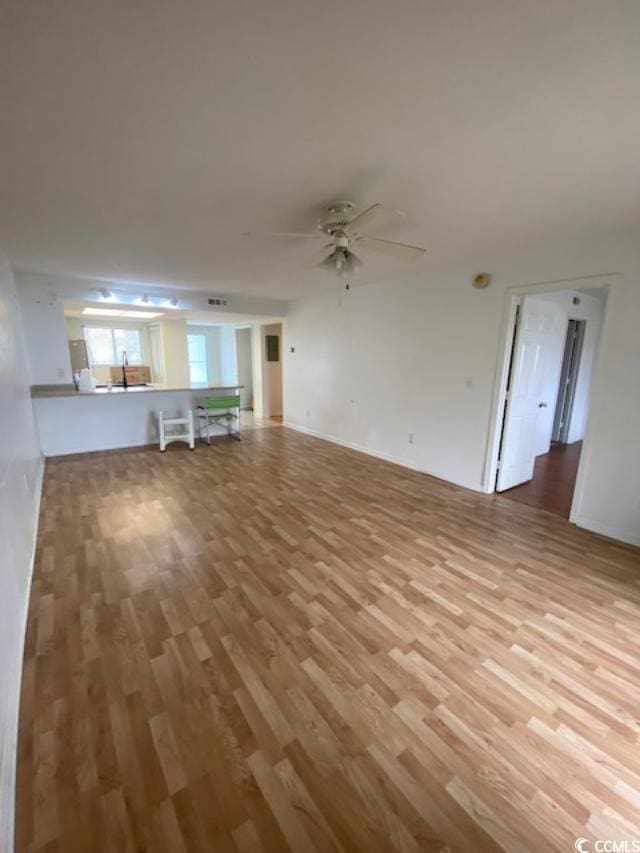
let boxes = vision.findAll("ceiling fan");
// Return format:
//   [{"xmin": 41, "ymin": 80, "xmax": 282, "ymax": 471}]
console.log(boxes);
[{"xmin": 246, "ymin": 200, "xmax": 426, "ymax": 279}]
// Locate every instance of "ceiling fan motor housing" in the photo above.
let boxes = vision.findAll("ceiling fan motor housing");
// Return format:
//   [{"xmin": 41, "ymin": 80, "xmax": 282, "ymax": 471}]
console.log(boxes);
[{"xmin": 318, "ymin": 200, "xmax": 356, "ymax": 235}]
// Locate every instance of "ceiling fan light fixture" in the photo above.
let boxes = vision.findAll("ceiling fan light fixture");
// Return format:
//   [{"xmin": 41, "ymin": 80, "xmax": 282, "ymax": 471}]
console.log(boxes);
[
  {"xmin": 319, "ymin": 247, "xmax": 363, "ymax": 277},
  {"xmin": 318, "ymin": 248, "xmax": 341, "ymax": 272},
  {"xmin": 344, "ymin": 250, "xmax": 363, "ymax": 275}
]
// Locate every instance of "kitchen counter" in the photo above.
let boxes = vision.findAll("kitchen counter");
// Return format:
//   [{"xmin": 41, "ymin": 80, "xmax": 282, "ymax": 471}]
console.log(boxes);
[
  {"xmin": 32, "ymin": 384, "xmax": 245, "ymax": 456},
  {"xmin": 31, "ymin": 384, "xmax": 243, "ymax": 398}
]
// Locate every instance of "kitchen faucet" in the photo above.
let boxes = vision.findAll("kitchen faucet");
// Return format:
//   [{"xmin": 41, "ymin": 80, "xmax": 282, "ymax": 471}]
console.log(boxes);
[{"xmin": 121, "ymin": 350, "xmax": 128, "ymax": 390}]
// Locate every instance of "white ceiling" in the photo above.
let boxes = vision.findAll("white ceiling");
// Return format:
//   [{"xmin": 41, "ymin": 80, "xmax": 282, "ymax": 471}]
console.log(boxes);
[{"xmin": 1, "ymin": 1, "xmax": 639, "ymax": 300}]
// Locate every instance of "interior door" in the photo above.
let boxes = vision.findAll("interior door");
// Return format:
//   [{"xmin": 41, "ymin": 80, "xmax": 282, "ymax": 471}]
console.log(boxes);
[{"xmin": 496, "ymin": 296, "xmax": 562, "ymax": 491}]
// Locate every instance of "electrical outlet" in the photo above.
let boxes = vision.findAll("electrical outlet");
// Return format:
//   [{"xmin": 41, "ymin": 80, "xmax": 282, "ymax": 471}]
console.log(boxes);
[
  {"xmin": 408, "ymin": 433, "xmax": 415, "ymax": 444},
  {"xmin": 306, "ymin": 409, "xmax": 311, "ymax": 417},
  {"xmin": 465, "ymin": 377, "xmax": 474, "ymax": 389},
  {"xmin": 56, "ymin": 367, "xmax": 65, "ymax": 378}
]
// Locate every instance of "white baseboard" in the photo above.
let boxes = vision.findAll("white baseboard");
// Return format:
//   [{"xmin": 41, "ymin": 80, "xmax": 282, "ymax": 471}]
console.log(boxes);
[
  {"xmin": 572, "ymin": 514, "xmax": 640, "ymax": 547},
  {"xmin": 43, "ymin": 438, "xmax": 154, "ymax": 457},
  {"xmin": 283, "ymin": 421, "xmax": 419, "ymax": 468},
  {"xmin": 0, "ymin": 455, "xmax": 44, "ymax": 853},
  {"xmin": 284, "ymin": 424, "xmax": 640, "ymax": 549},
  {"xmin": 282, "ymin": 421, "xmax": 481, "ymax": 492}
]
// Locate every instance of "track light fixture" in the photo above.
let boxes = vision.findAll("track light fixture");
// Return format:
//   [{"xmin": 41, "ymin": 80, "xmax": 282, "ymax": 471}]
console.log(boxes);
[{"xmin": 92, "ymin": 288, "xmax": 180, "ymax": 309}]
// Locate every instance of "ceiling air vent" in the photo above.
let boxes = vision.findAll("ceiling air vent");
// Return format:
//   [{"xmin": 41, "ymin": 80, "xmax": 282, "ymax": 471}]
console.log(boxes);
[{"xmin": 208, "ymin": 297, "xmax": 228, "ymax": 307}]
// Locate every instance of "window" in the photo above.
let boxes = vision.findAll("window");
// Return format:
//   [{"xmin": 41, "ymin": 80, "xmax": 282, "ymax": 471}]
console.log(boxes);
[
  {"xmin": 188, "ymin": 333, "xmax": 208, "ymax": 385},
  {"xmin": 84, "ymin": 327, "xmax": 143, "ymax": 365},
  {"xmin": 114, "ymin": 328, "xmax": 143, "ymax": 364}
]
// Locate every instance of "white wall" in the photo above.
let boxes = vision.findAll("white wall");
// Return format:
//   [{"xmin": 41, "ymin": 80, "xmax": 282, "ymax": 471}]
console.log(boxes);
[
  {"xmin": 526, "ymin": 289, "xmax": 605, "ymax": 456},
  {"xmin": 159, "ymin": 318, "xmax": 190, "ymax": 387},
  {"xmin": 284, "ymin": 234, "xmax": 640, "ymax": 546},
  {"xmin": 34, "ymin": 389, "xmax": 203, "ymax": 456},
  {"xmin": 236, "ymin": 327, "xmax": 253, "ymax": 409},
  {"xmin": 571, "ymin": 266, "xmax": 640, "ymax": 545},
  {"xmin": 0, "ymin": 252, "xmax": 43, "ymax": 850},
  {"xmin": 285, "ymin": 273, "xmax": 494, "ymax": 490},
  {"xmin": 16, "ymin": 274, "xmax": 72, "ymax": 384}
]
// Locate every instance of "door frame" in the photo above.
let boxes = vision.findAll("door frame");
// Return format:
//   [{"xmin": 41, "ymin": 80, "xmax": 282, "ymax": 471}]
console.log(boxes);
[
  {"xmin": 482, "ymin": 273, "xmax": 617, "ymax": 523},
  {"xmin": 147, "ymin": 323, "xmax": 165, "ymax": 385},
  {"xmin": 235, "ymin": 324, "xmax": 254, "ymax": 411},
  {"xmin": 551, "ymin": 318, "xmax": 586, "ymax": 444}
]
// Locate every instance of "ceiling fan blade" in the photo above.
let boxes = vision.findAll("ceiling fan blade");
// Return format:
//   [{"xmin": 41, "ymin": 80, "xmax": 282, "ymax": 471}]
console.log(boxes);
[
  {"xmin": 345, "ymin": 203, "xmax": 385, "ymax": 233},
  {"xmin": 390, "ymin": 207, "xmax": 407, "ymax": 220},
  {"xmin": 356, "ymin": 236, "xmax": 426, "ymax": 261},
  {"xmin": 243, "ymin": 231, "xmax": 323, "ymax": 239}
]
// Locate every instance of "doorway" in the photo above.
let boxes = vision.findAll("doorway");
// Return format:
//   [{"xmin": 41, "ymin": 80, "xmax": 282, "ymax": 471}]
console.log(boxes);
[
  {"xmin": 234, "ymin": 322, "xmax": 284, "ymax": 428},
  {"xmin": 490, "ymin": 285, "xmax": 608, "ymax": 518},
  {"xmin": 235, "ymin": 327, "xmax": 253, "ymax": 411},
  {"xmin": 262, "ymin": 322, "xmax": 283, "ymax": 419},
  {"xmin": 552, "ymin": 319, "xmax": 585, "ymax": 444}
]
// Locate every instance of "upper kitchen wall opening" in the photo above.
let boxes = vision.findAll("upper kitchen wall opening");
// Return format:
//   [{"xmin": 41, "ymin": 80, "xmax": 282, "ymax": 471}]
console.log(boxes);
[{"xmin": 15, "ymin": 268, "xmax": 286, "ymax": 394}]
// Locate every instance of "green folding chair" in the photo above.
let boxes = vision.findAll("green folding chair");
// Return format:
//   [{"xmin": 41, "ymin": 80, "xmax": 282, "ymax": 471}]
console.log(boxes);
[{"xmin": 197, "ymin": 395, "xmax": 241, "ymax": 444}]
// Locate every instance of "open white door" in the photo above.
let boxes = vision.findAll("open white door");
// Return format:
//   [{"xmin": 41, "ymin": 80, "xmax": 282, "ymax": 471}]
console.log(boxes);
[{"xmin": 496, "ymin": 296, "xmax": 563, "ymax": 491}]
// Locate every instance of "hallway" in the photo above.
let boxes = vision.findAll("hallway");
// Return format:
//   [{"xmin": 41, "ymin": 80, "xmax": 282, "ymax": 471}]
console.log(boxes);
[{"xmin": 502, "ymin": 441, "xmax": 582, "ymax": 518}]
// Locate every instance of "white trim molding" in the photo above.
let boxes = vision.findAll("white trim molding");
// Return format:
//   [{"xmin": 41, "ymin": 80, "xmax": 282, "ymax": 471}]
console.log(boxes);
[
  {"xmin": 285, "ymin": 421, "xmax": 640, "ymax": 548},
  {"xmin": 570, "ymin": 515, "xmax": 640, "ymax": 549},
  {"xmin": 282, "ymin": 421, "xmax": 480, "ymax": 492},
  {"xmin": 0, "ymin": 456, "xmax": 44, "ymax": 853}
]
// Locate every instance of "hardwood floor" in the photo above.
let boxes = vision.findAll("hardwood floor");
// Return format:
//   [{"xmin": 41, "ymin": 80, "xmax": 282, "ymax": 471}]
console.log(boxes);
[
  {"xmin": 17, "ymin": 428, "xmax": 640, "ymax": 852},
  {"xmin": 502, "ymin": 441, "xmax": 582, "ymax": 518},
  {"xmin": 240, "ymin": 413, "xmax": 283, "ymax": 432}
]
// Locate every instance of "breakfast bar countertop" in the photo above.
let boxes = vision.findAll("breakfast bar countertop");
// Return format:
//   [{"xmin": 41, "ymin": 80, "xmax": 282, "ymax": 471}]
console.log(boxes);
[{"xmin": 31, "ymin": 384, "xmax": 244, "ymax": 398}]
